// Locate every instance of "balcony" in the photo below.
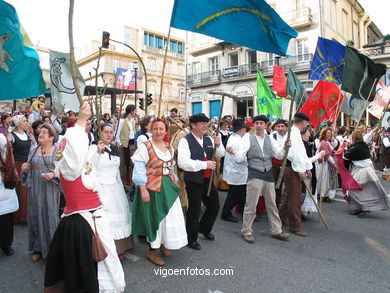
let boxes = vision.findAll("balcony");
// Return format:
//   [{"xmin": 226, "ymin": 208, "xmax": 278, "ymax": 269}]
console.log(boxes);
[
  {"xmin": 223, "ymin": 62, "xmax": 261, "ymax": 78},
  {"xmin": 282, "ymin": 7, "xmax": 313, "ymax": 29},
  {"xmin": 187, "ymin": 70, "xmax": 222, "ymax": 86},
  {"xmin": 261, "ymin": 54, "xmax": 313, "ymax": 74}
]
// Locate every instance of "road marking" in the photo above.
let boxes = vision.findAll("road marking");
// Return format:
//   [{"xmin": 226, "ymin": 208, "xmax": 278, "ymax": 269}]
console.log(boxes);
[{"xmin": 364, "ymin": 237, "xmax": 390, "ymax": 263}]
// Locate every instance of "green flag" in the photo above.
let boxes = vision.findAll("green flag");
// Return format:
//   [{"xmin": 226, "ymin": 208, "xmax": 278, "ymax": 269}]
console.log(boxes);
[
  {"xmin": 257, "ymin": 71, "xmax": 282, "ymax": 117},
  {"xmin": 341, "ymin": 46, "xmax": 387, "ymax": 100}
]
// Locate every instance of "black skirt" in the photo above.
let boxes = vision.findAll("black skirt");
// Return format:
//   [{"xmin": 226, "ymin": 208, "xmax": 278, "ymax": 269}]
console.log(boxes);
[{"xmin": 44, "ymin": 214, "xmax": 98, "ymax": 293}]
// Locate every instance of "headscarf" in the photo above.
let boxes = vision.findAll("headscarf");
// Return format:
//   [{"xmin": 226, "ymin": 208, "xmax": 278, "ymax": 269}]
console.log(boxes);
[
  {"xmin": 8, "ymin": 114, "xmax": 25, "ymax": 132},
  {"xmin": 41, "ymin": 123, "xmax": 59, "ymax": 144}
]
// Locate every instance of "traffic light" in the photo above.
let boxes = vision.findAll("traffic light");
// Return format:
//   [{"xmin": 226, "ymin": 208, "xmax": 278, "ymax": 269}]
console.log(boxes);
[
  {"xmin": 102, "ymin": 31, "xmax": 110, "ymax": 49},
  {"xmin": 139, "ymin": 98, "xmax": 145, "ymax": 111},
  {"xmin": 147, "ymin": 94, "xmax": 153, "ymax": 106}
]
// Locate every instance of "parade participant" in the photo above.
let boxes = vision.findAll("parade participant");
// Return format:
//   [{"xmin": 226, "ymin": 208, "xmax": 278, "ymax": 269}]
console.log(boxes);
[
  {"xmin": 344, "ymin": 131, "xmax": 390, "ymax": 217},
  {"xmin": 271, "ymin": 119, "xmax": 287, "ymax": 207},
  {"xmin": 31, "ymin": 120, "xmax": 44, "ymax": 141},
  {"xmin": 29, "ymin": 95, "xmax": 45, "ymax": 122},
  {"xmin": 236, "ymin": 115, "xmax": 289, "ymax": 243},
  {"xmin": 315, "ymin": 127, "xmax": 337, "ymax": 203},
  {"xmin": 90, "ymin": 123, "xmax": 133, "ymax": 259},
  {"xmin": 135, "ymin": 115, "xmax": 154, "ymax": 150},
  {"xmin": 44, "ymin": 103, "xmax": 125, "ymax": 293},
  {"xmin": 0, "ymin": 114, "xmax": 9, "ymax": 136},
  {"xmin": 0, "ymin": 133, "xmax": 18, "ymax": 256},
  {"xmin": 220, "ymin": 119, "xmax": 248, "ymax": 222},
  {"xmin": 7, "ymin": 114, "xmax": 35, "ymax": 223},
  {"xmin": 381, "ymin": 128, "xmax": 390, "ymax": 169},
  {"xmin": 170, "ymin": 108, "xmax": 178, "ymax": 118},
  {"xmin": 115, "ymin": 104, "xmax": 137, "ymax": 185},
  {"xmin": 301, "ymin": 127, "xmax": 325, "ymax": 216},
  {"xmin": 132, "ymin": 118, "xmax": 187, "ymax": 266},
  {"xmin": 217, "ymin": 120, "xmax": 231, "ymax": 190},
  {"xmin": 21, "ymin": 124, "xmax": 60, "ymax": 262},
  {"xmin": 279, "ymin": 112, "xmax": 312, "ymax": 237},
  {"xmin": 178, "ymin": 113, "xmax": 225, "ymax": 250}
]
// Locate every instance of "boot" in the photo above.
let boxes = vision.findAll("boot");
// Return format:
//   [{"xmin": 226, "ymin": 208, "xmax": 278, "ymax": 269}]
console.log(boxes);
[
  {"xmin": 160, "ymin": 245, "xmax": 170, "ymax": 257},
  {"xmin": 147, "ymin": 250, "xmax": 165, "ymax": 266}
]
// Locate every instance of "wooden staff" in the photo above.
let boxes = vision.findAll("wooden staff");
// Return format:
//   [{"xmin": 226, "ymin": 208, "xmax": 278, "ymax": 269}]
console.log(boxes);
[
  {"xmin": 206, "ymin": 91, "xmax": 237, "ymax": 196},
  {"xmin": 302, "ymin": 180, "xmax": 330, "ymax": 229},
  {"xmin": 324, "ymin": 171, "xmax": 338, "ymax": 199},
  {"xmin": 157, "ymin": 27, "xmax": 172, "ymax": 117},
  {"xmin": 166, "ymin": 116, "xmax": 185, "ymax": 132},
  {"xmin": 319, "ymin": 156, "xmax": 325, "ymax": 211},
  {"xmin": 275, "ymin": 89, "xmax": 297, "ymax": 189},
  {"xmin": 68, "ymin": 0, "xmax": 83, "ymax": 105},
  {"xmin": 333, "ymin": 91, "xmax": 343, "ymax": 124},
  {"xmin": 357, "ymin": 78, "xmax": 378, "ymax": 124}
]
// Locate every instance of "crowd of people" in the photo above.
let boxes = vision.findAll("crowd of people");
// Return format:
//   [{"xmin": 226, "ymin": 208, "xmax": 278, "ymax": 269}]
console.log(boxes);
[{"xmin": 0, "ymin": 95, "xmax": 389, "ymax": 292}]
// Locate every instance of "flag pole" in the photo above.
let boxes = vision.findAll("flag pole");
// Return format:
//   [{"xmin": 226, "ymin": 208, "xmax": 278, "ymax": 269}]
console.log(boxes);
[
  {"xmin": 157, "ymin": 26, "xmax": 172, "ymax": 117},
  {"xmin": 333, "ymin": 92, "xmax": 343, "ymax": 124},
  {"xmin": 357, "ymin": 78, "xmax": 378, "ymax": 124},
  {"xmin": 302, "ymin": 180, "xmax": 330, "ymax": 229},
  {"xmin": 275, "ymin": 89, "xmax": 297, "ymax": 189},
  {"xmin": 68, "ymin": 0, "xmax": 83, "ymax": 105}
]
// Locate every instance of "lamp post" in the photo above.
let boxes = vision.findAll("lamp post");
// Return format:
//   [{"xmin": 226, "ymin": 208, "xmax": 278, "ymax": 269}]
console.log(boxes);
[{"xmin": 133, "ymin": 62, "xmax": 138, "ymax": 111}]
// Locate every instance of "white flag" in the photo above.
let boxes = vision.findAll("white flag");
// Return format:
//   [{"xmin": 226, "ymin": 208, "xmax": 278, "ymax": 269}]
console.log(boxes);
[
  {"xmin": 368, "ymin": 80, "xmax": 390, "ymax": 119},
  {"xmin": 49, "ymin": 51, "xmax": 85, "ymax": 114}
]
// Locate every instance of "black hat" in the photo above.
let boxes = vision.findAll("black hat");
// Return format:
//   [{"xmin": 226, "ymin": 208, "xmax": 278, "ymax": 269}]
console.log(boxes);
[
  {"xmin": 253, "ymin": 115, "xmax": 269, "ymax": 123},
  {"xmin": 232, "ymin": 119, "xmax": 247, "ymax": 133},
  {"xmin": 294, "ymin": 112, "xmax": 310, "ymax": 121},
  {"xmin": 189, "ymin": 113, "xmax": 209, "ymax": 124},
  {"xmin": 275, "ymin": 119, "xmax": 287, "ymax": 126}
]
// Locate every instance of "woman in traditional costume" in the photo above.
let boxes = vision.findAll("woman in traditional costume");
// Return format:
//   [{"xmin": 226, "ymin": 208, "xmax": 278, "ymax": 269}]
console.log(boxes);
[
  {"xmin": 344, "ymin": 131, "xmax": 389, "ymax": 217},
  {"xmin": 132, "ymin": 118, "xmax": 187, "ymax": 267},
  {"xmin": 21, "ymin": 124, "xmax": 60, "ymax": 262},
  {"xmin": 90, "ymin": 123, "xmax": 133, "ymax": 259},
  {"xmin": 44, "ymin": 104, "xmax": 125, "ymax": 293},
  {"xmin": 315, "ymin": 127, "xmax": 337, "ymax": 202}
]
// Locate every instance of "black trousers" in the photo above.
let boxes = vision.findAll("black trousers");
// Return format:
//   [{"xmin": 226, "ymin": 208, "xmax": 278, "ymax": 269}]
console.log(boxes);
[
  {"xmin": 185, "ymin": 179, "xmax": 220, "ymax": 243},
  {"xmin": 0, "ymin": 213, "xmax": 13, "ymax": 249},
  {"xmin": 221, "ymin": 184, "xmax": 246, "ymax": 217}
]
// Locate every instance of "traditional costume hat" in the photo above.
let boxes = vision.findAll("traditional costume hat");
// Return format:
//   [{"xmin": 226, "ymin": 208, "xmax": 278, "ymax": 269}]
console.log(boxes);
[{"xmin": 189, "ymin": 113, "xmax": 209, "ymax": 123}]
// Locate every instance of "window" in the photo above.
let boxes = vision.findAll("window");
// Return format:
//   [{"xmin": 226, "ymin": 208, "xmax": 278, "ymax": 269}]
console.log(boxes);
[
  {"xmin": 112, "ymin": 60, "xmax": 119, "ymax": 73},
  {"xmin": 267, "ymin": 53, "xmax": 275, "ymax": 66},
  {"xmin": 330, "ymin": 0, "xmax": 337, "ymax": 30},
  {"xmin": 144, "ymin": 32, "xmax": 183, "ymax": 53},
  {"xmin": 353, "ymin": 21, "xmax": 359, "ymax": 46},
  {"xmin": 170, "ymin": 41, "xmax": 178, "ymax": 52},
  {"xmin": 229, "ymin": 53, "xmax": 238, "ymax": 67},
  {"xmin": 295, "ymin": 0, "xmax": 306, "ymax": 17},
  {"xmin": 297, "ymin": 40, "xmax": 309, "ymax": 61},
  {"xmin": 124, "ymin": 33, "xmax": 130, "ymax": 45},
  {"xmin": 193, "ymin": 62, "xmax": 201, "ymax": 82},
  {"xmin": 178, "ymin": 42, "xmax": 183, "ymax": 54},
  {"xmin": 148, "ymin": 59, "xmax": 156, "ymax": 71},
  {"xmin": 342, "ymin": 9, "xmax": 348, "ymax": 38},
  {"xmin": 156, "ymin": 36, "xmax": 163, "ymax": 49},
  {"xmin": 209, "ymin": 57, "xmax": 218, "ymax": 73},
  {"xmin": 246, "ymin": 50, "xmax": 257, "ymax": 64}
]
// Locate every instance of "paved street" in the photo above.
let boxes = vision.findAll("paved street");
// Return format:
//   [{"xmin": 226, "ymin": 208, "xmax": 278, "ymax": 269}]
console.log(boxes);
[{"xmin": 1, "ymin": 178, "xmax": 390, "ymax": 293}]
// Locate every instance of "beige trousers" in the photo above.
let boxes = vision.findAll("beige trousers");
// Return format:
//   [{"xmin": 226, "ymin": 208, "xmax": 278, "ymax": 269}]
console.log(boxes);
[{"xmin": 241, "ymin": 178, "xmax": 283, "ymax": 236}]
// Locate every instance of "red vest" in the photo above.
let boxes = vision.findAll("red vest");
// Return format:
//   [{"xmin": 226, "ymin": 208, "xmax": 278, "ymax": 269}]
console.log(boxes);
[{"xmin": 60, "ymin": 174, "xmax": 102, "ymax": 215}]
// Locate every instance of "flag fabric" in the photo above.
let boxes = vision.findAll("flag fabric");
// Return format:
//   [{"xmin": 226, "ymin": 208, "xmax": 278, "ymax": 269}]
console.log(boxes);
[
  {"xmin": 334, "ymin": 142, "xmax": 363, "ymax": 194},
  {"xmin": 341, "ymin": 46, "xmax": 387, "ymax": 100},
  {"xmin": 0, "ymin": 0, "xmax": 46, "ymax": 100},
  {"xmin": 309, "ymin": 37, "xmax": 346, "ymax": 84},
  {"xmin": 272, "ymin": 65, "xmax": 286, "ymax": 98},
  {"xmin": 49, "ymin": 51, "xmax": 84, "ymax": 114},
  {"xmin": 170, "ymin": 0, "xmax": 297, "ymax": 56},
  {"xmin": 300, "ymin": 80, "xmax": 343, "ymax": 128},
  {"xmin": 285, "ymin": 68, "xmax": 308, "ymax": 110},
  {"xmin": 339, "ymin": 93, "xmax": 366, "ymax": 123},
  {"xmin": 257, "ymin": 71, "xmax": 282, "ymax": 117},
  {"xmin": 368, "ymin": 80, "xmax": 390, "ymax": 118}
]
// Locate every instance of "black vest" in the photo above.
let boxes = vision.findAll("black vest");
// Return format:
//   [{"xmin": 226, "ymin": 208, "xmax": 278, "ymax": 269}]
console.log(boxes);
[
  {"xmin": 184, "ymin": 133, "xmax": 213, "ymax": 184},
  {"xmin": 12, "ymin": 131, "xmax": 31, "ymax": 162}
]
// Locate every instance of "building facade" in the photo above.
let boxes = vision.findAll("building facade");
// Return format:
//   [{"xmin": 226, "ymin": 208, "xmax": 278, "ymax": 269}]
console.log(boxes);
[
  {"xmin": 185, "ymin": 0, "xmax": 385, "ymax": 121},
  {"xmin": 77, "ymin": 26, "xmax": 186, "ymax": 116}
]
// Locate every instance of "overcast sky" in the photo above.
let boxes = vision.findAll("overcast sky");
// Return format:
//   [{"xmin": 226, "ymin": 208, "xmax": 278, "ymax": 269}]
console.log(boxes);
[{"xmin": 6, "ymin": 0, "xmax": 390, "ymax": 52}]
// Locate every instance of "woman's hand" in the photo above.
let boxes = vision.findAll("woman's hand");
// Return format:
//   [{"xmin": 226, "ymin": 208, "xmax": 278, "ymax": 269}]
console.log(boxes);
[
  {"xmin": 21, "ymin": 163, "xmax": 30, "ymax": 172},
  {"xmin": 41, "ymin": 172, "xmax": 55, "ymax": 181},
  {"xmin": 140, "ymin": 186, "xmax": 150, "ymax": 203},
  {"xmin": 97, "ymin": 141, "xmax": 105, "ymax": 154}
]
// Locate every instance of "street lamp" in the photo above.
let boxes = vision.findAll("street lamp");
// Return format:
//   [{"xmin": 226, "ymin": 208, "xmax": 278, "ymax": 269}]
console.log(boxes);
[{"xmin": 133, "ymin": 62, "xmax": 138, "ymax": 111}]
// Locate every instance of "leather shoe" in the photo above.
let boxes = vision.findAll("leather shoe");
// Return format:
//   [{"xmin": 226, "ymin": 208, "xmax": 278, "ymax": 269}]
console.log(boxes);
[
  {"xmin": 243, "ymin": 235, "xmax": 255, "ymax": 243},
  {"xmin": 290, "ymin": 230, "xmax": 308, "ymax": 237},
  {"xmin": 221, "ymin": 215, "xmax": 239, "ymax": 222},
  {"xmin": 2, "ymin": 246, "xmax": 14, "ymax": 256},
  {"xmin": 147, "ymin": 250, "xmax": 165, "ymax": 266},
  {"xmin": 187, "ymin": 241, "xmax": 201, "ymax": 250},
  {"xmin": 272, "ymin": 232, "xmax": 290, "ymax": 241},
  {"xmin": 202, "ymin": 232, "xmax": 215, "ymax": 240}
]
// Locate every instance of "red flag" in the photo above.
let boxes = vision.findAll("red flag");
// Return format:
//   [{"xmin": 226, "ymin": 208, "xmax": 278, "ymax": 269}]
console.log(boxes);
[
  {"xmin": 272, "ymin": 65, "xmax": 286, "ymax": 97},
  {"xmin": 334, "ymin": 142, "xmax": 363, "ymax": 194},
  {"xmin": 300, "ymin": 80, "xmax": 343, "ymax": 128}
]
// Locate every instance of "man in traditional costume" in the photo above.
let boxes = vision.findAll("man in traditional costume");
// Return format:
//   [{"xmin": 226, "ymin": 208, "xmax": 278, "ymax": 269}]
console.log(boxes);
[
  {"xmin": 233, "ymin": 115, "xmax": 290, "ymax": 243},
  {"xmin": 44, "ymin": 103, "xmax": 125, "ymax": 293},
  {"xmin": 279, "ymin": 112, "xmax": 312, "ymax": 237},
  {"xmin": 178, "ymin": 113, "xmax": 225, "ymax": 250}
]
